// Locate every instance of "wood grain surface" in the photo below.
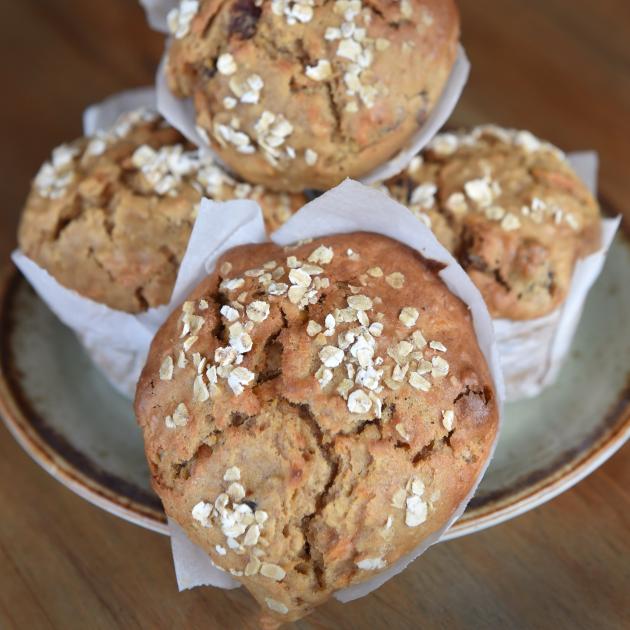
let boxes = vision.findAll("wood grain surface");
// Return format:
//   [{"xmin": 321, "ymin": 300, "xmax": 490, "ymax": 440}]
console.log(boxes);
[{"xmin": 1, "ymin": 1, "xmax": 629, "ymax": 628}]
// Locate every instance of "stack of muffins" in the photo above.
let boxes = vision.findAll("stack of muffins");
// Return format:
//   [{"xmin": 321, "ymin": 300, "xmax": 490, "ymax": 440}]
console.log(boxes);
[{"xmin": 15, "ymin": 0, "xmax": 605, "ymax": 624}]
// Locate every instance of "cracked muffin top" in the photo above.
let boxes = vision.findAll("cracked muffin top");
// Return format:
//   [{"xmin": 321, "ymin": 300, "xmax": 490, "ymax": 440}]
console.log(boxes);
[
  {"xmin": 135, "ymin": 232, "xmax": 498, "ymax": 623},
  {"xmin": 380, "ymin": 125, "xmax": 602, "ymax": 320},
  {"xmin": 165, "ymin": 0, "xmax": 459, "ymax": 191},
  {"xmin": 18, "ymin": 107, "xmax": 305, "ymax": 313}
]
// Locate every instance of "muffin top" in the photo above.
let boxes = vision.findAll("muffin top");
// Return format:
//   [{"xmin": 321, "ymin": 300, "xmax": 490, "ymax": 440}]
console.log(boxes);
[
  {"xmin": 18, "ymin": 107, "xmax": 304, "ymax": 313},
  {"xmin": 381, "ymin": 126, "xmax": 602, "ymax": 320},
  {"xmin": 135, "ymin": 232, "xmax": 498, "ymax": 622},
  {"xmin": 165, "ymin": 0, "xmax": 459, "ymax": 191}
]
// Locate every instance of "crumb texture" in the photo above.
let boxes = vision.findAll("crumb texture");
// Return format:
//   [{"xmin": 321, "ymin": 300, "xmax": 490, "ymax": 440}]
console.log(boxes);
[
  {"xmin": 382, "ymin": 126, "xmax": 602, "ymax": 320},
  {"xmin": 18, "ymin": 108, "xmax": 304, "ymax": 312},
  {"xmin": 135, "ymin": 232, "xmax": 498, "ymax": 622},
  {"xmin": 166, "ymin": 0, "xmax": 459, "ymax": 191}
]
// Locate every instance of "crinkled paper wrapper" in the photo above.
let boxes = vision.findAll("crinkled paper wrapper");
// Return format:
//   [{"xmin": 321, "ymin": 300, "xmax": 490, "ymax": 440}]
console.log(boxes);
[
  {"xmin": 83, "ymin": 86, "xmax": 157, "ymax": 135},
  {"xmin": 497, "ymin": 152, "xmax": 620, "ymax": 401},
  {"xmin": 163, "ymin": 180, "xmax": 505, "ymax": 602},
  {"xmin": 139, "ymin": 0, "xmax": 174, "ymax": 33},
  {"xmin": 154, "ymin": 35, "xmax": 470, "ymax": 184}
]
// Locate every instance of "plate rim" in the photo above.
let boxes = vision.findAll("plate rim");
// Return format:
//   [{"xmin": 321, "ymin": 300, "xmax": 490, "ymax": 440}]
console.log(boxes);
[
  {"xmin": 0, "ymin": 266, "xmax": 168, "ymax": 534},
  {"xmin": 1, "ymin": 264, "xmax": 628, "ymax": 540}
]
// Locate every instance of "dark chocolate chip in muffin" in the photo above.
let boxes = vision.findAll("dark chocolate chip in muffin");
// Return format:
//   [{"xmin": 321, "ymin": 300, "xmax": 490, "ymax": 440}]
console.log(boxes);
[{"xmin": 229, "ymin": 0, "xmax": 262, "ymax": 40}]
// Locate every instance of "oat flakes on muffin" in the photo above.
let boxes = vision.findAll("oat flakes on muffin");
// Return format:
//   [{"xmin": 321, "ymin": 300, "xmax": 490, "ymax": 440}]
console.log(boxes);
[
  {"xmin": 381, "ymin": 125, "xmax": 602, "ymax": 320},
  {"xmin": 135, "ymin": 232, "xmax": 498, "ymax": 623},
  {"xmin": 18, "ymin": 107, "xmax": 304, "ymax": 313},
  {"xmin": 165, "ymin": 0, "xmax": 460, "ymax": 191}
]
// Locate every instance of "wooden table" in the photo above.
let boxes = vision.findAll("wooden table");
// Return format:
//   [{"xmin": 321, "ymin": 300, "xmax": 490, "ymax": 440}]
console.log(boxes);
[{"xmin": 1, "ymin": 2, "xmax": 629, "ymax": 628}]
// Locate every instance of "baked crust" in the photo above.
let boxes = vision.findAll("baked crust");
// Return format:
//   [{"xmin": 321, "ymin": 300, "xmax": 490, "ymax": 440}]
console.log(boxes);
[
  {"xmin": 382, "ymin": 126, "xmax": 602, "ymax": 320},
  {"xmin": 166, "ymin": 0, "xmax": 460, "ymax": 191},
  {"xmin": 135, "ymin": 231, "xmax": 498, "ymax": 622},
  {"xmin": 18, "ymin": 108, "xmax": 305, "ymax": 313}
]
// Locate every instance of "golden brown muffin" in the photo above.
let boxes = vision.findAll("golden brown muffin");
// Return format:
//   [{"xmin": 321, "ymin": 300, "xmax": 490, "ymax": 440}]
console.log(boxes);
[
  {"xmin": 165, "ymin": 0, "xmax": 460, "ymax": 191},
  {"xmin": 135, "ymin": 232, "xmax": 498, "ymax": 623},
  {"xmin": 18, "ymin": 107, "xmax": 304, "ymax": 313},
  {"xmin": 381, "ymin": 125, "xmax": 602, "ymax": 320}
]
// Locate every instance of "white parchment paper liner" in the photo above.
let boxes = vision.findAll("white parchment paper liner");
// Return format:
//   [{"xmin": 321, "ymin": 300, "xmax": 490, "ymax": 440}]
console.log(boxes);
[
  {"xmin": 155, "ymin": 43, "xmax": 470, "ymax": 184},
  {"xmin": 83, "ymin": 86, "xmax": 157, "ymax": 135},
  {"xmin": 166, "ymin": 180, "xmax": 505, "ymax": 602},
  {"xmin": 496, "ymin": 152, "xmax": 620, "ymax": 401},
  {"xmin": 139, "ymin": 0, "xmax": 173, "ymax": 33}
]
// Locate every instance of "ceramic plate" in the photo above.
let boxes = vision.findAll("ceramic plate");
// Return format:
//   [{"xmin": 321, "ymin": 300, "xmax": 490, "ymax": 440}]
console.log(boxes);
[{"xmin": 1, "ymin": 234, "xmax": 629, "ymax": 539}]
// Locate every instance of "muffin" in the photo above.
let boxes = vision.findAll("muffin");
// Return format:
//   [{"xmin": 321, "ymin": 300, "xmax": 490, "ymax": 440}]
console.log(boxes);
[
  {"xmin": 165, "ymin": 0, "xmax": 460, "ymax": 191},
  {"xmin": 135, "ymin": 232, "xmax": 499, "ymax": 622},
  {"xmin": 18, "ymin": 107, "xmax": 304, "ymax": 313},
  {"xmin": 381, "ymin": 126, "xmax": 602, "ymax": 320}
]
